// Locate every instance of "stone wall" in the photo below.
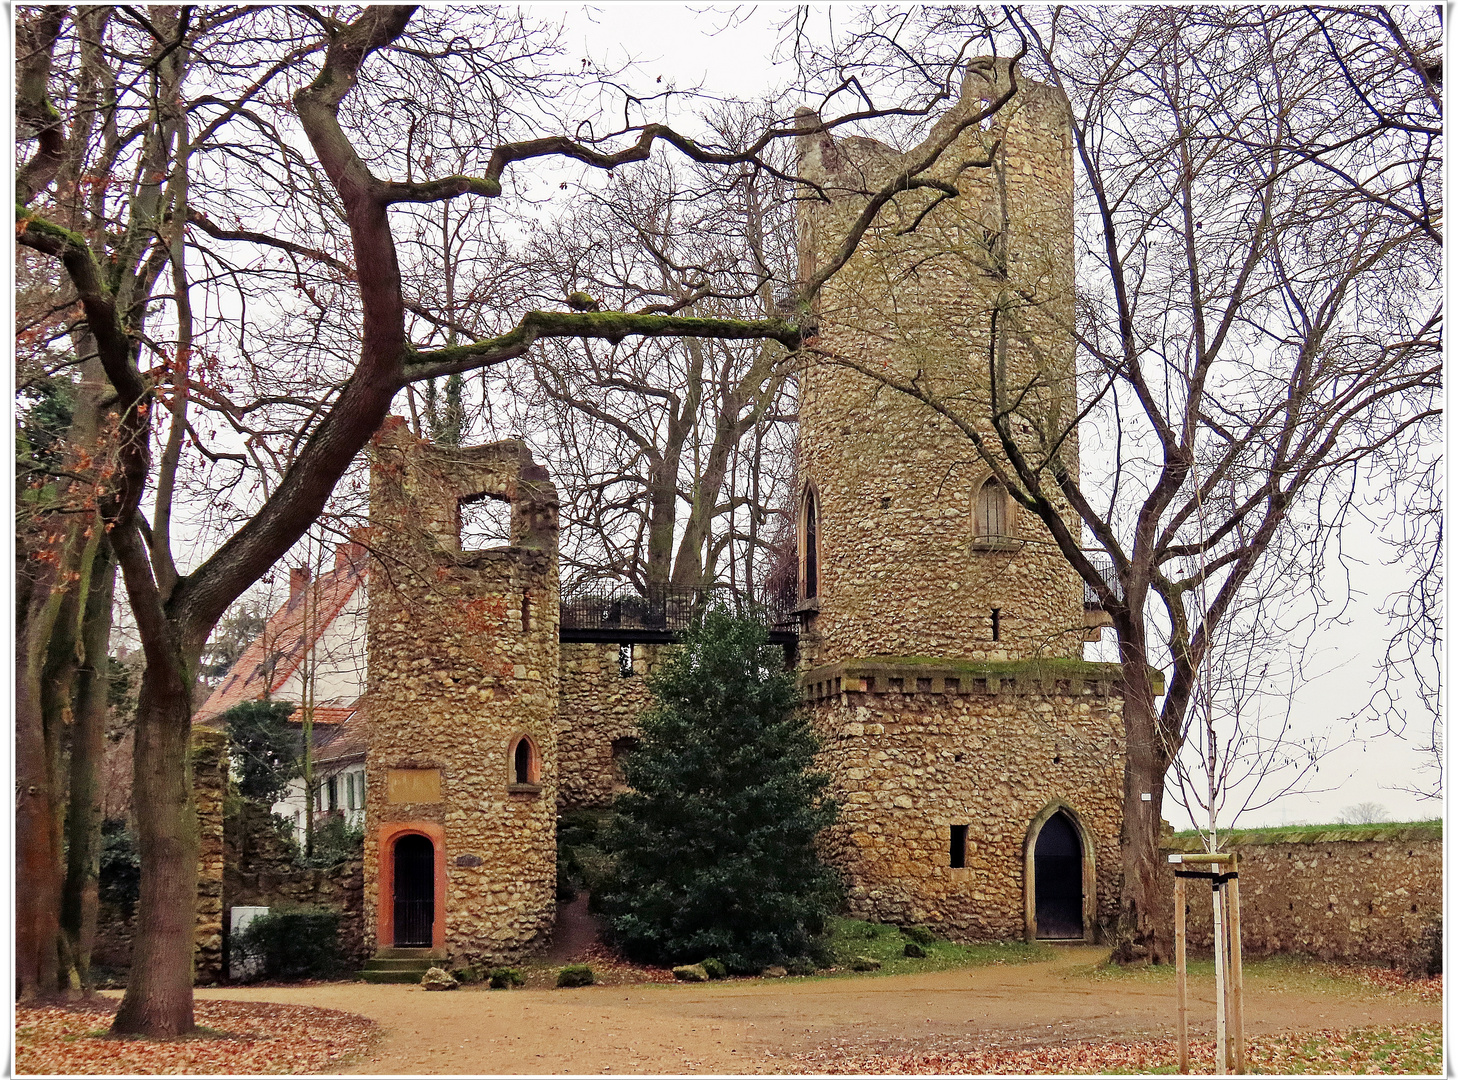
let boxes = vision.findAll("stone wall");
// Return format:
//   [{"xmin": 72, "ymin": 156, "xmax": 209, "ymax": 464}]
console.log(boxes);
[
  {"xmin": 809, "ymin": 657, "xmax": 1126, "ymax": 941},
  {"xmin": 192, "ymin": 727, "xmax": 227, "ymax": 984},
  {"xmin": 365, "ymin": 419, "xmax": 560, "ymax": 964},
  {"xmin": 556, "ymin": 642, "xmax": 665, "ymax": 810},
  {"xmin": 224, "ymin": 801, "xmax": 367, "ymax": 968},
  {"xmin": 796, "ymin": 59, "xmax": 1088, "ymax": 672},
  {"xmin": 1164, "ymin": 826, "xmax": 1442, "ymax": 966}
]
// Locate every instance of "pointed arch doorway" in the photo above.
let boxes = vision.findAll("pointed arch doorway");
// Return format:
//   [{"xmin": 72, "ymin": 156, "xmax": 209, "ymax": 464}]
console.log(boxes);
[{"xmin": 1024, "ymin": 802, "xmax": 1096, "ymax": 942}]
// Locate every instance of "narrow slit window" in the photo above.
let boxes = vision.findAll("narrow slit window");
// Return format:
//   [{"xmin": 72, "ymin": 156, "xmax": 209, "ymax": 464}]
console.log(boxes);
[
  {"xmin": 521, "ymin": 591, "xmax": 532, "ymax": 633},
  {"xmin": 950, "ymin": 825, "xmax": 969, "ymax": 869},
  {"xmin": 991, "ymin": 607, "xmax": 1001, "ymax": 641},
  {"xmin": 618, "ymin": 643, "xmax": 635, "ymax": 678}
]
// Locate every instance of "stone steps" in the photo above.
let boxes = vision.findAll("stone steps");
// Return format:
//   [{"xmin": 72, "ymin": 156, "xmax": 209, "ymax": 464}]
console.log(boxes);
[{"xmin": 358, "ymin": 948, "xmax": 444, "ymax": 984}]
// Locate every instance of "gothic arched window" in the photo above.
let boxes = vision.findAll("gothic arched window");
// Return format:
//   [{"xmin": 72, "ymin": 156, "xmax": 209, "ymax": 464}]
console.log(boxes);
[
  {"xmin": 974, "ymin": 476, "xmax": 1017, "ymax": 548},
  {"xmin": 799, "ymin": 485, "xmax": 820, "ymax": 600}
]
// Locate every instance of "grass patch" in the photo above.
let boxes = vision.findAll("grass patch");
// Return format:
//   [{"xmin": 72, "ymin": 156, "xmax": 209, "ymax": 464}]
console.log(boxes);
[
  {"xmin": 823, "ymin": 918, "xmax": 1053, "ymax": 978},
  {"xmin": 1167, "ymin": 819, "xmax": 1440, "ymax": 847},
  {"xmin": 1074, "ymin": 954, "xmax": 1436, "ymax": 1000}
]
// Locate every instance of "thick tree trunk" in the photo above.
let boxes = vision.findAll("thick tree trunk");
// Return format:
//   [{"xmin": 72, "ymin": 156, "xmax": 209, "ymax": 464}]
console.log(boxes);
[
  {"xmin": 1112, "ymin": 660, "xmax": 1173, "ymax": 964},
  {"xmin": 16, "ymin": 552, "xmax": 65, "ymax": 999},
  {"xmin": 111, "ymin": 660, "xmax": 199, "ymax": 1036},
  {"xmin": 61, "ymin": 537, "xmax": 116, "ymax": 991}
]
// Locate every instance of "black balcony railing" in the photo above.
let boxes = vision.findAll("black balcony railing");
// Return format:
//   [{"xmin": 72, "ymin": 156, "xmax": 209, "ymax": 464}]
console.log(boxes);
[
  {"xmin": 1081, "ymin": 550, "xmax": 1122, "ymax": 608},
  {"xmin": 560, "ymin": 583, "xmax": 797, "ymax": 640}
]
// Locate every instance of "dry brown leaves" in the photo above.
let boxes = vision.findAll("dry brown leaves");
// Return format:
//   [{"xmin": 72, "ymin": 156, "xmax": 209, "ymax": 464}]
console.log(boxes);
[
  {"xmin": 782, "ymin": 1024, "xmax": 1443, "ymax": 1075},
  {"xmin": 548, "ymin": 941, "xmax": 679, "ymax": 984},
  {"xmin": 15, "ymin": 998, "xmax": 376, "ymax": 1075}
]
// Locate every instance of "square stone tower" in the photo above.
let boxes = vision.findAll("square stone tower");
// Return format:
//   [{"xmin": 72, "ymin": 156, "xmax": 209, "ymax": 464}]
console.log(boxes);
[
  {"xmin": 796, "ymin": 59, "xmax": 1130, "ymax": 942},
  {"xmin": 364, "ymin": 417, "xmax": 559, "ymax": 962}
]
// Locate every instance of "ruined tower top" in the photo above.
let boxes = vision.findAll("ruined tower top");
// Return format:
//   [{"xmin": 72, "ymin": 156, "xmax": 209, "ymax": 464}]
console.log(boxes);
[{"xmin": 794, "ymin": 60, "xmax": 1087, "ymax": 669}]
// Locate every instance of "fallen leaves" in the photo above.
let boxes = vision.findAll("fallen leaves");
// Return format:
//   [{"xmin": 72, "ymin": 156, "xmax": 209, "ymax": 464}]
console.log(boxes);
[
  {"xmin": 780, "ymin": 1023, "xmax": 1443, "ymax": 1075},
  {"xmin": 15, "ymin": 998, "xmax": 376, "ymax": 1075}
]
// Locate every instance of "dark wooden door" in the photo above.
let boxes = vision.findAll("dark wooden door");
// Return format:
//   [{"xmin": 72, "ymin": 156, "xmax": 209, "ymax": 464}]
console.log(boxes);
[
  {"xmin": 393, "ymin": 834, "xmax": 434, "ymax": 947},
  {"xmin": 1034, "ymin": 812, "xmax": 1084, "ymax": 939}
]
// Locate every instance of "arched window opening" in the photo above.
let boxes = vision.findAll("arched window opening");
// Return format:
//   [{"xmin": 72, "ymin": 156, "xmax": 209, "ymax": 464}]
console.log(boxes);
[
  {"xmin": 800, "ymin": 485, "xmax": 820, "ymax": 600},
  {"xmin": 977, "ymin": 477, "xmax": 1009, "ymax": 540},
  {"xmin": 510, "ymin": 735, "xmax": 540, "ymax": 787},
  {"xmin": 1033, "ymin": 810, "xmax": 1084, "ymax": 939}
]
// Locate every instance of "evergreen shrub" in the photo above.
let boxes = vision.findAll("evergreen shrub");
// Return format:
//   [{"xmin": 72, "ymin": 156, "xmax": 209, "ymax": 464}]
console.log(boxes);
[
  {"xmin": 232, "ymin": 905, "xmax": 343, "ymax": 980},
  {"xmin": 597, "ymin": 608, "xmax": 841, "ymax": 973}
]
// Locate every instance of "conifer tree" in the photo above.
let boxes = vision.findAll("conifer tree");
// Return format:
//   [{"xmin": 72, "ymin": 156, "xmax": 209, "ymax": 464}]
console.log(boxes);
[{"xmin": 599, "ymin": 609, "xmax": 841, "ymax": 972}]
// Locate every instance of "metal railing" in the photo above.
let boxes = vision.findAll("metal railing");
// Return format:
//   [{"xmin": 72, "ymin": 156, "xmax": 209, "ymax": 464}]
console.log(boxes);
[
  {"xmin": 1081, "ymin": 549, "xmax": 1121, "ymax": 608},
  {"xmin": 560, "ymin": 583, "xmax": 798, "ymax": 636}
]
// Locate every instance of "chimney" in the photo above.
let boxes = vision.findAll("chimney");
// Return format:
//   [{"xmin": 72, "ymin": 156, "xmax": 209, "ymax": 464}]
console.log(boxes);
[
  {"xmin": 289, "ymin": 565, "xmax": 311, "ymax": 604},
  {"xmin": 335, "ymin": 539, "xmax": 367, "ymax": 573}
]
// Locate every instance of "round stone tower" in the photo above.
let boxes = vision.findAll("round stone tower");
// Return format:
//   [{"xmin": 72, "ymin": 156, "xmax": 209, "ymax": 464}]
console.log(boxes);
[
  {"xmin": 796, "ymin": 57, "xmax": 1087, "ymax": 669},
  {"xmin": 795, "ymin": 60, "xmax": 1130, "ymax": 942}
]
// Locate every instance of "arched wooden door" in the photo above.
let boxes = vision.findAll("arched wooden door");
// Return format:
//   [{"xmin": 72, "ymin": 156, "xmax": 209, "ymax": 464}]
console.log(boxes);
[
  {"xmin": 1033, "ymin": 811, "xmax": 1084, "ymax": 939},
  {"xmin": 393, "ymin": 834, "xmax": 435, "ymax": 947}
]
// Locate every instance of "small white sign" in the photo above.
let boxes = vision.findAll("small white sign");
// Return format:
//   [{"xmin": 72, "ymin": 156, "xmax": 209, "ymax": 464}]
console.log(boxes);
[{"xmin": 229, "ymin": 905, "xmax": 270, "ymax": 981}]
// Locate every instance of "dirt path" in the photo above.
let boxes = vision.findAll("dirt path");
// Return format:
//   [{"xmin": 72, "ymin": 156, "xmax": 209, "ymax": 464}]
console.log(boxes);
[{"xmin": 192, "ymin": 948, "xmax": 1438, "ymax": 1074}]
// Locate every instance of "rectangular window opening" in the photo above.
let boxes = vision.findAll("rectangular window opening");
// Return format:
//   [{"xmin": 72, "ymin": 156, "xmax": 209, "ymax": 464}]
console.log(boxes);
[
  {"xmin": 950, "ymin": 825, "xmax": 969, "ymax": 869},
  {"xmin": 991, "ymin": 607, "xmax": 1001, "ymax": 641}
]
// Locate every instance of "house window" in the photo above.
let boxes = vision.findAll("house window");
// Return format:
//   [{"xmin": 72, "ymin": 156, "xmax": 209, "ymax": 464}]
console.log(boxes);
[
  {"xmin": 799, "ymin": 484, "xmax": 820, "ymax": 600},
  {"xmin": 510, "ymin": 735, "xmax": 540, "ymax": 787},
  {"xmin": 950, "ymin": 825, "xmax": 969, "ymax": 869},
  {"xmin": 327, "ymin": 775, "xmax": 338, "ymax": 812}
]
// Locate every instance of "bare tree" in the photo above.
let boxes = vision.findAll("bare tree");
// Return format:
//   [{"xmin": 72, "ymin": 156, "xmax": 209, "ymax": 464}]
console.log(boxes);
[
  {"xmin": 17, "ymin": 5, "xmax": 1005, "ymax": 1034},
  {"xmin": 499, "ymin": 125, "xmax": 801, "ymax": 597},
  {"xmin": 810, "ymin": 5, "xmax": 1440, "ymax": 961}
]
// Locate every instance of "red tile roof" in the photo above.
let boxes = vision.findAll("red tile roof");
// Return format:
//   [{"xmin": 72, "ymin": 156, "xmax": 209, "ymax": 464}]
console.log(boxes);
[
  {"xmin": 193, "ymin": 542, "xmax": 367, "ymax": 726},
  {"xmin": 314, "ymin": 706, "xmax": 368, "ymax": 767}
]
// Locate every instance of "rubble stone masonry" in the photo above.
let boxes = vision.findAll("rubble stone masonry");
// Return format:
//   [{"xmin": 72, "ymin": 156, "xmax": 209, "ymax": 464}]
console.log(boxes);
[
  {"xmin": 796, "ymin": 58, "xmax": 1086, "ymax": 670},
  {"xmin": 794, "ymin": 60, "xmax": 1128, "ymax": 941},
  {"xmin": 807, "ymin": 658, "xmax": 1126, "ymax": 940},
  {"xmin": 1164, "ymin": 825, "xmax": 1442, "ymax": 966},
  {"xmin": 556, "ymin": 642, "xmax": 664, "ymax": 810},
  {"xmin": 364, "ymin": 418, "xmax": 560, "ymax": 963}
]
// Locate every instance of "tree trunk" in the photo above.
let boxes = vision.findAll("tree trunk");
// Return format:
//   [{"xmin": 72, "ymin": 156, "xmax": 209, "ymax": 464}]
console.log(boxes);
[
  {"xmin": 1112, "ymin": 659, "xmax": 1173, "ymax": 964},
  {"xmin": 16, "ymin": 553, "xmax": 65, "ymax": 1000},
  {"xmin": 61, "ymin": 535, "xmax": 116, "ymax": 991},
  {"xmin": 111, "ymin": 659, "xmax": 199, "ymax": 1036}
]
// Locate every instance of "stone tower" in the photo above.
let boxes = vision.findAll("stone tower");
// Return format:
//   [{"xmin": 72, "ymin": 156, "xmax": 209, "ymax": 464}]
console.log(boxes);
[
  {"xmin": 796, "ymin": 60, "xmax": 1130, "ymax": 941},
  {"xmin": 363, "ymin": 417, "xmax": 560, "ymax": 961}
]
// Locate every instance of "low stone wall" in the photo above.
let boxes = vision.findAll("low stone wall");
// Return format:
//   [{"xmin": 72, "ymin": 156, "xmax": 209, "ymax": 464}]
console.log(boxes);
[
  {"xmin": 224, "ymin": 801, "xmax": 368, "ymax": 970},
  {"xmin": 1163, "ymin": 824, "xmax": 1442, "ymax": 966}
]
